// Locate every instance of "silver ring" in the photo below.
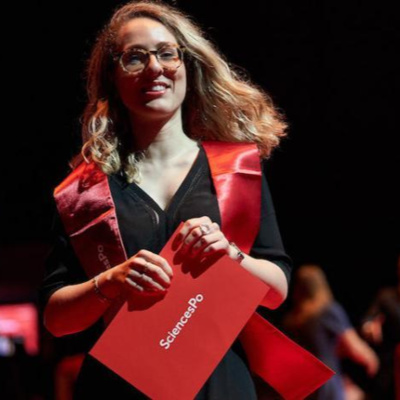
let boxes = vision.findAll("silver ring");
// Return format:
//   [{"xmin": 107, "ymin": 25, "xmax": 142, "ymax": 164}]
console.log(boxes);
[
  {"xmin": 139, "ymin": 261, "xmax": 150, "ymax": 275},
  {"xmin": 144, "ymin": 261, "xmax": 151, "ymax": 272},
  {"xmin": 200, "ymin": 224, "xmax": 210, "ymax": 235}
]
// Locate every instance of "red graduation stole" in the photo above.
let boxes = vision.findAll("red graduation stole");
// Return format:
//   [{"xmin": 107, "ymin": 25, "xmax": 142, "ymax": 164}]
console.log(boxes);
[{"xmin": 54, "ymin": 141, "xmax": 333, "ymax": 399}]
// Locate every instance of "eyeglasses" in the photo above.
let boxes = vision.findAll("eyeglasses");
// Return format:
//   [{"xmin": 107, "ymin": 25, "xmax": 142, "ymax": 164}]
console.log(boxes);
[{"xmin": 114, "ymin": 43, "xmax": 185, "ymax": 75}]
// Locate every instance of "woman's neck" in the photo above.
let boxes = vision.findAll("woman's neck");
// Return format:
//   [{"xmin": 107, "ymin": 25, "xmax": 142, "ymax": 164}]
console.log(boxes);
[{"xmin": 129, "ymin": 110, "xmax": 198, "ymax": 164}]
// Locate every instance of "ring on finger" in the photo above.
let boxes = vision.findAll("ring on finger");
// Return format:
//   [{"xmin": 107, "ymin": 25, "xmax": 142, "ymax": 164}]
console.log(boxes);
[{"xmin": 200, "ymin": 223, "xmax": 210, "ymax": 235}]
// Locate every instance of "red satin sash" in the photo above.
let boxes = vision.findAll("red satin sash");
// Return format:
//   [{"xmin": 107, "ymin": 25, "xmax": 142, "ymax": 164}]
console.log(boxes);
[
  {"xmin": 54, "ymin": 161, "xmax": 128, "ymax": 324},
  {"xmin": 201, "ymin": 141, "xmax": 262, "ymax": 252},
  {"xmin": 54, "ymin": 141, "xmax": 333, "ymax": 399},
  {"xmin": 202, "ymin": 142, "xmax": 334, "ymax": 399}
]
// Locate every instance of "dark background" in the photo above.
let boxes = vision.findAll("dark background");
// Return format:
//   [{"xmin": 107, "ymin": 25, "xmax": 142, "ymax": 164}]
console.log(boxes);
[
  {"xmin": 1, "ymin": 0, "xmax": 399, "ymax": 363},
  {"xmin": 1, "ymin": 0, "xmax": 398, "ymax": 398}
]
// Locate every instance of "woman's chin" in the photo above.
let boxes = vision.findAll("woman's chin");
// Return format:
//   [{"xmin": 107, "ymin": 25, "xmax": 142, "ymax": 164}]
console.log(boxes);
[{"xmin": 130, "ymin": 104, "xmax": 182, "ymax": 122}]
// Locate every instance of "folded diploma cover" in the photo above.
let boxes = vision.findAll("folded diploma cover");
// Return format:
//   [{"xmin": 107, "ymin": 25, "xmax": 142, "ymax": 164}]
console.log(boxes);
[{"xmin": 90, "ymin": 225, "xmax": 270, "ymax": 399}]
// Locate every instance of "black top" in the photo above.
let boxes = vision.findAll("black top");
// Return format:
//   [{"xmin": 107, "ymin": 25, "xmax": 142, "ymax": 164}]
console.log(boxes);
[{"xmin": 39, "ymin": 144, "xmax": 292, "ymax": 399}]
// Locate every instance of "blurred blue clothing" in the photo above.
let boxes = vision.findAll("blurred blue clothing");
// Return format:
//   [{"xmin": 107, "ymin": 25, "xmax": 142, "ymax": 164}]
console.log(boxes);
[{"xmin": 289, "ymin": 301, "xmax": 352, "ymax": 400}]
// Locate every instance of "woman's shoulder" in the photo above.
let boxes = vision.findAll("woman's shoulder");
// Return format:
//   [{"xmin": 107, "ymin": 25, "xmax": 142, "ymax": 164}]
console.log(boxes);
[
  {"xmin": 54, "ymin": 159, "xmax": 104, "ymax": 197},
  {"xmin": 200, "ymin": 140, "xmax": 263, "ymax": 169},
  {"xmin": 201, "ymin": 139, "xmax": 259, "ymax": 151}
]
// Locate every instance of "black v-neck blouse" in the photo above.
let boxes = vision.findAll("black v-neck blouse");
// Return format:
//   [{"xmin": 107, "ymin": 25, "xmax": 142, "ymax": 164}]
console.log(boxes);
[
  {"xmin": 108, "ymin": 145, "xmax": 291, "ymax": 277},
  {"xmin": 39, "ymin": 144, "xmax": 291, "ymax": 399}
]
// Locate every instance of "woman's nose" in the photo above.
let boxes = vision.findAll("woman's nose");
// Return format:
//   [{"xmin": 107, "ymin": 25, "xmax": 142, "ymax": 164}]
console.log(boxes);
[{"xmin": 144, "ymin": 54, "xmax": 163, "ymax": 76}]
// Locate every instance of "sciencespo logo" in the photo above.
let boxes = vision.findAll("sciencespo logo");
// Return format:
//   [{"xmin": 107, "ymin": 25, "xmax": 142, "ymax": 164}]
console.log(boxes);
[{"xmin": 159, "ymin": 294, "xmax": 204, "ymax": 350}]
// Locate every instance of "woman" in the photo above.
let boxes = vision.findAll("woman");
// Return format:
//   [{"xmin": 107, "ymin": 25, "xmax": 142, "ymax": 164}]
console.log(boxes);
[
  {"xmin": 39, "ymin": 1, "xmax": 292, "ymax": 398},
  {"xmin": 283, "ymin": 264, "xmax": 379, "ymax": 400}
]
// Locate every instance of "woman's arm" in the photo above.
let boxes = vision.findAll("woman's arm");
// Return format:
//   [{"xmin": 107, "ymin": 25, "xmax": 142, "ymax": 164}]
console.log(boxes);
[
  {"xmin": 44, "ymin": 276, "xmax": 113, "ymax": 337},
  {"xmin": 337, "ymin": 328, "xmax": 379, "ymax": 376},
  {"xmin": 44, "ymin": 249, "xmax": 173, "ymax": 337},
  {"xmin": 174, "ymin": 216, "xmax": 289, "ymax": 310},
  {"xmin": 228, "ymin": 247, "xmax": 288, "ymax": 309}
]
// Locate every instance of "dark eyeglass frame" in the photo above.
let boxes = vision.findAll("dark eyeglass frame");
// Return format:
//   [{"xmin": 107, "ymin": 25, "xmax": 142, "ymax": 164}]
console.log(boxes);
[{"xmin": 114, "ymin": 43, "xmax": 186, "ymax": 75}]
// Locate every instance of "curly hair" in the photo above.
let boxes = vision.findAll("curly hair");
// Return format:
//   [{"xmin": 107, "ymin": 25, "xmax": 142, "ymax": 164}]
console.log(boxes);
[{"xmin": 78, "ymin": 0, "xmax": 287, "ymax": 182}]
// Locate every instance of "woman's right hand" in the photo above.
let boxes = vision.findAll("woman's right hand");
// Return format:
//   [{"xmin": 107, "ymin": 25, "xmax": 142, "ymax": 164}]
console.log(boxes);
[{"xmin": 99, "ymin": 249, "xmax": 173, "ymax": 299}]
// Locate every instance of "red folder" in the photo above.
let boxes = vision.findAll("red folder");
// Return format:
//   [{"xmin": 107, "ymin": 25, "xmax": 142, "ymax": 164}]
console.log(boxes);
[{"xmin": 90, "ymin": 225, "xmax": 269, "ymax": 399}]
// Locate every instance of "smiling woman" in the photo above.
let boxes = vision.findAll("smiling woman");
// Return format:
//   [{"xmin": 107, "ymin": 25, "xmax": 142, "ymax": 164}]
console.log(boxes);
[
  {"xmin": 114, "ymin": 18, "xmax": 188, "ymax": 121},
  {"xmin": 39, "ymin": 1, "xmax": 293, "ymax": 399}
]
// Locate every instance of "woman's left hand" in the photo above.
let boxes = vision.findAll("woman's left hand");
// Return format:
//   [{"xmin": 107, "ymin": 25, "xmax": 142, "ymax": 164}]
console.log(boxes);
[{"xmin": 173, "ymin": 216, "xmax": 233, "ymax": 259}]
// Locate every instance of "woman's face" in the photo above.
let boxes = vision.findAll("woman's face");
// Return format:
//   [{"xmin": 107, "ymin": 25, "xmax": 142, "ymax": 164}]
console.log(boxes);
[{"xmin": 114, "ymin": 17, "xmax": 187, "ymax": 123}]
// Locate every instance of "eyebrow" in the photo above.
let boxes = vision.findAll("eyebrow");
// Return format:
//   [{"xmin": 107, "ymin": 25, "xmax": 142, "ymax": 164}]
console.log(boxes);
[{"xmin": 121, "ymin": 38, "xmax": 177, "ymax": 50}]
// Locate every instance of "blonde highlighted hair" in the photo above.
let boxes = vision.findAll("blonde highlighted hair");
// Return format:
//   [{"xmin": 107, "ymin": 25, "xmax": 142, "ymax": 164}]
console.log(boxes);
[{"xmin": 78, "ymin": 0, "xmax": 287, "ymax": 182}]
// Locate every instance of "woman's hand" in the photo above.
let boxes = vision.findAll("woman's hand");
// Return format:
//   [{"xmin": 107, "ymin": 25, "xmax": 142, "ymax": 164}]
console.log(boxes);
[
  {"xmin": 100, "ymin": 249, "xmax": 174, "ymax": 298},
  {"xmin": 171, "ymin": 216, "xmax": 289, "ymax": 310},
  {"xmin": 173, "ymin": 216, "xmax": 238, "ymax": 260},
  {"xmin": 44, "ymin": 250, "xmax": 173, "ymax": 337}
]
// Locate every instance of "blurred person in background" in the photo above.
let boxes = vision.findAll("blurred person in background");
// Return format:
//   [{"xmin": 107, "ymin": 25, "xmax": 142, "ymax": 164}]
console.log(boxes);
[
  {"xmin": 283, "ymin": 264, "xmax": 379, "ymax": 400},
  {"xmin": 361, "ymin": 253, "xmax": 400, "ymax": 399}
]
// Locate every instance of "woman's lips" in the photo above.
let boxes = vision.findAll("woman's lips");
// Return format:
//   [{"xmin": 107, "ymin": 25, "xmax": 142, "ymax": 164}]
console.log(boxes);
[
  {"xmin": 141, "ymin": 88, "xmax": 168, "ymax": 99},
  {"xmin": 141, "ymin": 83, "xmax": 170, "ymax": 95}
]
